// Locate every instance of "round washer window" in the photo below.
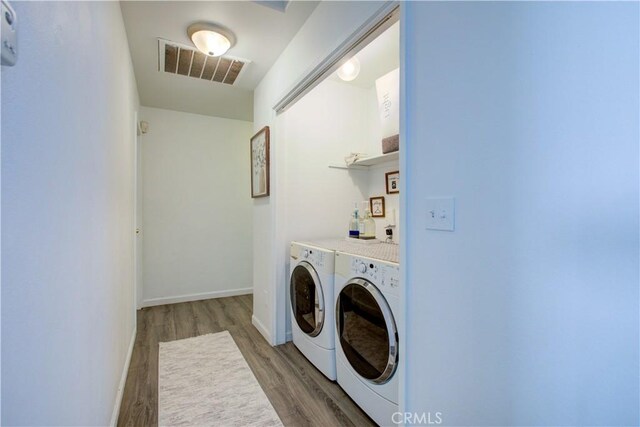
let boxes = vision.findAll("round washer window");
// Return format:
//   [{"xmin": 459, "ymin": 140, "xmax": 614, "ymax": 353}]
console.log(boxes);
[
  {"xmin": 336, "ymin": 279, "xmax": 398, "ymax": 383},
  {"xmin": 290, "ymin": 262, "xmax": 324, "ymax": 337}
]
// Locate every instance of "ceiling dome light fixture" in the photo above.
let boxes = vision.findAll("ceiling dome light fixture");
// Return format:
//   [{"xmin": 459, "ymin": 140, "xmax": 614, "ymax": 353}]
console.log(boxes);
[
  {"xmin": 337, "ymin": 56, "xmax": 361, "ymax": 82},
  {"xmin": 188, "ymin": 23, "xmax": 236, "ymax": 57}
]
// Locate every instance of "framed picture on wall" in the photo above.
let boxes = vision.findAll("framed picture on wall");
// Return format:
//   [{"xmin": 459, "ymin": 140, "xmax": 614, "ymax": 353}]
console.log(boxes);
[
  {"xmin": 385, "ymin": 170, "xmax": 399, "ymax": 194},
  {"xmin": 370, "ymin": 196, "xmax": 385, "ymax": 218},
  {"xmin": 250, "ymin": 126, "xmax": 270, "ymax": 198}
]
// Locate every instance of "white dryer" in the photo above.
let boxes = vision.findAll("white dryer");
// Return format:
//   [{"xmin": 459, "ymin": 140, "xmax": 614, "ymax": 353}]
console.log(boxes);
[
  {"xmin": 334, "ymin": 250, "xmax": 400, "ymax": 426},
  {"xmin": 289, "ymin": 241, "xmax": 336, "ymax": 380}
]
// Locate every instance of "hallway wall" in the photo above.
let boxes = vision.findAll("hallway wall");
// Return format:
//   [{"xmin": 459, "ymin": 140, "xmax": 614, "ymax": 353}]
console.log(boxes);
[
  {"xmin": 138, "ymin": 107, "xmax": 253, "ymax": 306},
  {"xmin": 1, "ymin": 2, "xmax": 139, "ymax": 425},
  {"xmin": 403, "ymin": 2, "xmax": 639, "ymax": 425}
]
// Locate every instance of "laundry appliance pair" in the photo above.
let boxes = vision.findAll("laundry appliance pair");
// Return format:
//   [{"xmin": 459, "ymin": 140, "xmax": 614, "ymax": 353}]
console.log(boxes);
[{"xmin": 289, "ymin": 240, "xmax": 400, "ymax": 426}]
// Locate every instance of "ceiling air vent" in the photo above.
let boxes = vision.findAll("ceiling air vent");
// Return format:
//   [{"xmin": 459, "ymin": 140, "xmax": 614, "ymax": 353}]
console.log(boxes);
[{"xmin": 158, "ymin": 39, "xmax": 250, "ymax": 86}]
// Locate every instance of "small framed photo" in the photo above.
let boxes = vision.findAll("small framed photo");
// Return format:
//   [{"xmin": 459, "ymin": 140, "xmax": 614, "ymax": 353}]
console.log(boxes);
[
  {"xmin": 250, "ymin": 126, "xmax": 270, "ymax": 198},
  {"xmin": 385, "ymin": 170, "xmax": 399, "ymax": 194},
  {"xmin": 370, "ymin": 196, "xmax": 385, "ymax": 218}
]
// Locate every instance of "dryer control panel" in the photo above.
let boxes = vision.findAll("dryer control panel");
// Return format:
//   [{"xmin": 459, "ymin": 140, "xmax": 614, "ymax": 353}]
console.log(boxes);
[
  {"xmin": 301, "ymin": 248, "xmax": 327, "ymax": 269},
  {"xmin": 290, "ymin": 243, "xmax": 335, "ymax": 273},
  {"xmin": 348, "ymin": 256, "xmax": 400, "ymax": 295}
]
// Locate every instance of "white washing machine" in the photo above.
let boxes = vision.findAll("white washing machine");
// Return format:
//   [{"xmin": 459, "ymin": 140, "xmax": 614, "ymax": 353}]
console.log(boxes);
[
  {"xmin": 289, "ymin": 241, "xmax": 336, "ymax": 380},
  {"xmin": 334, "ymin": 250, "xmax": 400, "ymax": 426}
]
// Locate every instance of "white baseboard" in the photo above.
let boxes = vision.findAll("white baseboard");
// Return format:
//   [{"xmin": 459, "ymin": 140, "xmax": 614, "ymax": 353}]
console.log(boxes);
[
  {"xmin": 141, "ymin": 287, "xmax": 253, "ymax": 308},
  {"xmin": 110, "ymin": 325, "xmax": 137, "ymax": 427},
  {"xmin": 252, "ymin": 315, "xmax": 272, "ymax": 345}
]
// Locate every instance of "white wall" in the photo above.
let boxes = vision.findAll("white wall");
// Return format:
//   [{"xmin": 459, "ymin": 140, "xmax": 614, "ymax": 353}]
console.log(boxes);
[
  {"xmin": 1, "ymin": 2, "xmax": 139, "ymax": 425},
  {"xmin": 139, "ymin": 107, "xmax": 253, "ymax": 306},
  {"xmin": 279, "ymin": 79, "xmax": 369, "ymax": 334},
  {"xmin": 285, "ymin": 78, "xmax": 400, "ymax": 244},
  {"xmin": 366, "ymin": 163, "xmax": 399, "ymax": 243},
  {"xmin": 253, "ymin": 1, "xmax": 396, "ymax": 344},
  {"xmin": 364, "ymin": 85, "xmax": 400, "ymax": 243},
  {"xmin": 283, "ymin": 79, "xmax": 369, "ymax": 242},
  {"xmin": 403, "ymin": 2, "xmax": 639, "ymax": 425}
]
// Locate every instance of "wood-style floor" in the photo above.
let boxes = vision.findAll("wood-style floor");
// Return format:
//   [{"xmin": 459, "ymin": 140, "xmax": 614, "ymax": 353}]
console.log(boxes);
[{"xmin": 117, "ymin": 294, "xmax": 376, "ymax": 427}]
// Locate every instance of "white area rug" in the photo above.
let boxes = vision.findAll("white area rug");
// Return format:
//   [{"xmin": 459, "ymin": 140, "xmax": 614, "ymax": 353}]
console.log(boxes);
[{"xmin": 159, "ymin": 331, "xmax": 283, "ymax": 426}]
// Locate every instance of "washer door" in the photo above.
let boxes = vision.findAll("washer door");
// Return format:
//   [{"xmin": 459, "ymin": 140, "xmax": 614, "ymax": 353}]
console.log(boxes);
[
  {"xmin": 290, "ymin": 261, "xmax": 325, "ymax": 337},
  {"xmin": 336, "ymin": 278, "xmax": 398, "ymax": 384}
]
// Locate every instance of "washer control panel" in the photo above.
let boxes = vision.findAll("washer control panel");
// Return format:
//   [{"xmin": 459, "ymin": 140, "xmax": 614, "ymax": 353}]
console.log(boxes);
[{"xmin": 349, "ymin": 257, "xmax": 400, "ymax": 293}]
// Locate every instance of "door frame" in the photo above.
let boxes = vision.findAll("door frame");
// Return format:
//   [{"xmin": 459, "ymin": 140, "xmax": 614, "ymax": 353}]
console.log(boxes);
[{"xmin": 133, "ymin": 111, "xmax": 142, "ymax": 310}]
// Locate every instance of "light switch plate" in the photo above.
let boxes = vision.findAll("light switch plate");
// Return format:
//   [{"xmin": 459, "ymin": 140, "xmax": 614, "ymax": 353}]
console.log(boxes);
[{"xmin": 426, "ymin": 197, "xmax": 455, "ymax": 231}]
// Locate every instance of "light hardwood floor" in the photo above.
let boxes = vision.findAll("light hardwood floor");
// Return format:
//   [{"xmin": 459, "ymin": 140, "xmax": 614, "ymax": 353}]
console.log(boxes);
[{"xmin": 117, "ymin": 294, "xmax": 376, "ymax": 426}]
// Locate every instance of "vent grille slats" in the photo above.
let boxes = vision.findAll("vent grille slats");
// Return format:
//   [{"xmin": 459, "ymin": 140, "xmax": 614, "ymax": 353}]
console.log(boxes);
[
  {"xmin": 177, "ymin": 49, "xmax": 193, "ymax": 75},
  {"xmin": 165, "ymin": 45, "xmax": 178, "ymax": 73},
  {"xmin": 201, "ymin": 56, "xmax": 218, "ymax": 80},
  {"xmin": 189, "ymin": 52, "xmax": 206, "ymax": 77},
  {"xmin": 224, "ymin": 61, "xmax": 244, "ymax": 84},
  {"xmin": 160, "ymin": 40, "xmax": 248, "ymax": 86},
  {"xmin": 213, "ymin": 58, "xmax": 232, "ymax": 82}
]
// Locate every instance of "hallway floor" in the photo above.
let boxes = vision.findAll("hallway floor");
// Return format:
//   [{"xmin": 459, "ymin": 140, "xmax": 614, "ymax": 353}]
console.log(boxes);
[{"xmin": 117, "ymin": 295, "xmax": 375, "ymax": 426}]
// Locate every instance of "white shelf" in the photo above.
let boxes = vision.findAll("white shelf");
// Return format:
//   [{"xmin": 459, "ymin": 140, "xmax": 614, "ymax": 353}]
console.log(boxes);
[
  {"xmin": 328, "ymin": 151, "xmax": 399, "ymax": 170},
  {"xmin": 353, "ymin": 151, "xmax": 399, "ymax": 166}
]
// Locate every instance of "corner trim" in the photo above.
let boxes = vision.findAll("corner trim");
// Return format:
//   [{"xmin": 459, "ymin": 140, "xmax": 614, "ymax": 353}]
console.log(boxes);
[
  {"xmin": 141, "ymin": 287, "xmax": 253, "ymax": 308},
  {"xmin": 252, "ymin": 314, "xmax": 273, "ymax": 345},
  {"xmin": 110, "ymin": 325, "xmax": 137, "ymax": 427}
]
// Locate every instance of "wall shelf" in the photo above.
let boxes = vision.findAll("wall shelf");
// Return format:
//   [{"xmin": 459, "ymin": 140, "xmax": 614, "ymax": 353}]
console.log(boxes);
[{"xmin": 328, "ymin": 151, "xmax": 399, "ymax": 170}]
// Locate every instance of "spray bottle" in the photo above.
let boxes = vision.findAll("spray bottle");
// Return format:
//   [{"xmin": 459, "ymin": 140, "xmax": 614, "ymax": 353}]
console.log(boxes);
[{"xmin": 348, "ymin": 202, "xmax": 360, "ymax": 238}]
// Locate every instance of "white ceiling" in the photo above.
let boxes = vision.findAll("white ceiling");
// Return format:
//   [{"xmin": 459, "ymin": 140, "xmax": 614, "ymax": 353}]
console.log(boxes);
[
  {"xmin": 330, "ymin": 21, "xmax": 399, "ymax": 89},
  {"xmin": 120, "ymin": 1, "xmax": 319, "ymax": 121}
]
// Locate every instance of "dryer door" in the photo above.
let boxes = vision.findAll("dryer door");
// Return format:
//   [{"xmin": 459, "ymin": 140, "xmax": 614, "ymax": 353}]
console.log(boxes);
[
  {"xmin": 290, "ymin": 261, "xmax": 325, "ymax": 337},
  {"xmin": 336, "ymin": 278, "xmax": 398, "ymax": 384}
]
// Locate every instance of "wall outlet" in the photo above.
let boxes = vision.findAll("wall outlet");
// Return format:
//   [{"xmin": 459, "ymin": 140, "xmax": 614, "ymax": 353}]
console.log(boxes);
[{"xmin": 426, "ymin": 197, "xmax": 455, "ymax": 231}]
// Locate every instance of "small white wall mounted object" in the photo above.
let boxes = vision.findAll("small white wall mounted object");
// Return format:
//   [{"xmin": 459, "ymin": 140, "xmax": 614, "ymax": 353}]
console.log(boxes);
[
  {"xmin": 138, "ymin": 121, "xmax": 149, "ymax": 135},
  {"xmin": 389, "ymin": 208, "xmax": 396, "ymax": 226},
  {"xmin": 1, "ymin": 0, "xmax": 17, "ymax": 66}
]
